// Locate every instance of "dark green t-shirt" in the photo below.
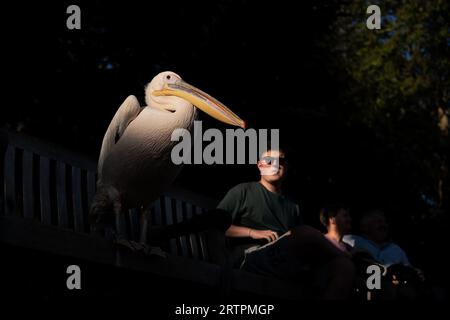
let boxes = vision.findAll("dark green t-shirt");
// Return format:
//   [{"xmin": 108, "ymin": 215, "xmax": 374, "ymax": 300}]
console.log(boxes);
[{"xmin": 217, "ymin": 182, "xmax": 301, "ymax": 235}]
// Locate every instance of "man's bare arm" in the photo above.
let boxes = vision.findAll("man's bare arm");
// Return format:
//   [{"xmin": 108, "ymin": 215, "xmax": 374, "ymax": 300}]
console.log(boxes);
[{"xmin": 225, "ymin": 225, "xmax": 279, "ymax": 242}]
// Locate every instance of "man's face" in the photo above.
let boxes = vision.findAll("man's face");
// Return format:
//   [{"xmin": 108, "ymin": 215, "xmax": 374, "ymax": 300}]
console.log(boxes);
[
  {"xmin": 366, "ymin": 214, "xmax": 389, "ymax": 243},
  {"xmin": 257, "ymin": 150, "xmax": 287, "ymax": 183},
  {"xmin": 330, "ymin": 209, "xmax": 352, "ymax": 234}
]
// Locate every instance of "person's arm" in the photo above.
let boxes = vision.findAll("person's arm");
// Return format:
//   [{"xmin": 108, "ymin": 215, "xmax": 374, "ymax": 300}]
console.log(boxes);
[
  {"xmin": 398, "ymin": 246, "xmax": 425, "ymax": 281},
  {"xmin": 225, "ymin": 224, "xmax": 279, "ymax": 242}
]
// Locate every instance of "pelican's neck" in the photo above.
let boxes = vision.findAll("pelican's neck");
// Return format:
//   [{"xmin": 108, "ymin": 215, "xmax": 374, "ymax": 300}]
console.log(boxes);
[
  {"xmin": 147, "ymin": 93, "xmax": 198, "ymax": 130},
  {"xmin": 174, "ymin": 103, "xmax": 198, "ymax": 130}
]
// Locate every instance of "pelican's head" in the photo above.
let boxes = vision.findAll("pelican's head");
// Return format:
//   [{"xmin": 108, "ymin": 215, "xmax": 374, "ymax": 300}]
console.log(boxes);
[{"xmin": 145, "ymin": 71, "xmax": 245, "ymax": 128}]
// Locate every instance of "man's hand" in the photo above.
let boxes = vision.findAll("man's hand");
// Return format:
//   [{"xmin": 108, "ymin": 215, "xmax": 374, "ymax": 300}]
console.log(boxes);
[{"xmin": 249, "ymin": 229, "xmax": 279, "ymax": 242}]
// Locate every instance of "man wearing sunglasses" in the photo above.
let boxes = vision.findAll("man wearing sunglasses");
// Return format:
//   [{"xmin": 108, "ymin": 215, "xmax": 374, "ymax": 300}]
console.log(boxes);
[
  {"xmin": 219, "ymin": 149, "xmax": 298, "ymax": 246},
  {"xmin": 217, "ymin": 148, "xmax": 355, "ymax": 299}
]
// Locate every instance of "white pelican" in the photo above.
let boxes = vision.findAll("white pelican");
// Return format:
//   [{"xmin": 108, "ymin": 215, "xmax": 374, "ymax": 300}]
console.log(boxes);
[{"xmin": 90, "ymin": 71, "xmax": 245, "ymax": 248}]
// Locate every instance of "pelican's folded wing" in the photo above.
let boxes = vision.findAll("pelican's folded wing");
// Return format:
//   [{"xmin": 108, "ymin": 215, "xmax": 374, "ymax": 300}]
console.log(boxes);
[{"xmin": 98, "ymin": 95, "xmax": 142, "ymax": 177}]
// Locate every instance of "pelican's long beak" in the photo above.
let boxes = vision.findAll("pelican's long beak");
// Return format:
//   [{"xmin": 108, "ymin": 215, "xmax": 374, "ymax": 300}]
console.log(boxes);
[{"xmin": 153, "ymin": 79, "xmax": 246, "ymax": 129}]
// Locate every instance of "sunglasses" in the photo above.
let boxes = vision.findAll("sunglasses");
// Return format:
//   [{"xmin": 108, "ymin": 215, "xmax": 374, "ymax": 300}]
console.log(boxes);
[{"xmin": 260, "ymin": 156, "xmax": 287, "ymax": 166}]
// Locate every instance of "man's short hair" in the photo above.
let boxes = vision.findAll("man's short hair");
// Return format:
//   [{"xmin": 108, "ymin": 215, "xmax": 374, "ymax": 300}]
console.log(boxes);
[
  {"xmin": 259, "ymin": 138, "xmax": 287, "ymax": 159},
  {"xmin": 319, "ymin": 203, "xmax": 348, "ymax": 227},
  {"xmin": 259, "ymin": 147, "xmax": 285, "ymax": 159}
]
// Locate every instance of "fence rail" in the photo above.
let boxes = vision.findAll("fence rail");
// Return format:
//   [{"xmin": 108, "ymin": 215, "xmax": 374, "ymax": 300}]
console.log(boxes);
[
  {"xmin": 0, "ymin": 128, "xmax": 301, "ymax": 300},
  {"xmin": 1, "ymin": 128, "xmax": 218, "ymax": 260}
]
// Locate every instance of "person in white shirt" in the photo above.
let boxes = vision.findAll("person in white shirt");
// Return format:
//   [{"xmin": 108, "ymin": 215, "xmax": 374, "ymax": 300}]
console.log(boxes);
[
  {"xmin": 343, "ymin": 210, "xmax": 424, "ymax": 288},
  {"xmin": 342, "ymin": 210, "xmax": 425, "ymax": 300}
]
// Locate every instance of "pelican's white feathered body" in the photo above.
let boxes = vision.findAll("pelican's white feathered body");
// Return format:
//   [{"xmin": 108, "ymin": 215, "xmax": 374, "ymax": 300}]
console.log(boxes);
[
  {"xmin": 90, "ymin": 71, "xmax": 244, "ymax": 226},
  {"xmin": 99, "ymin": 97, "xmax": 196, "ymax": 207}
]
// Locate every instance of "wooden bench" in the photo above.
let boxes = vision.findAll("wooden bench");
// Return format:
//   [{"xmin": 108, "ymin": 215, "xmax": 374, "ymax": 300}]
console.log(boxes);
[{"xmin": 0, "ymin": 128, "xmax": 302, "ymax": 301}]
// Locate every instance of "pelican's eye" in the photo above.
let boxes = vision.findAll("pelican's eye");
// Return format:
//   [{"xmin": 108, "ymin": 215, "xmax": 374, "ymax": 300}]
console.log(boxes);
[{"xmin": 165, "ymin": 74, "xmax": 177, "ymax": 84}]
